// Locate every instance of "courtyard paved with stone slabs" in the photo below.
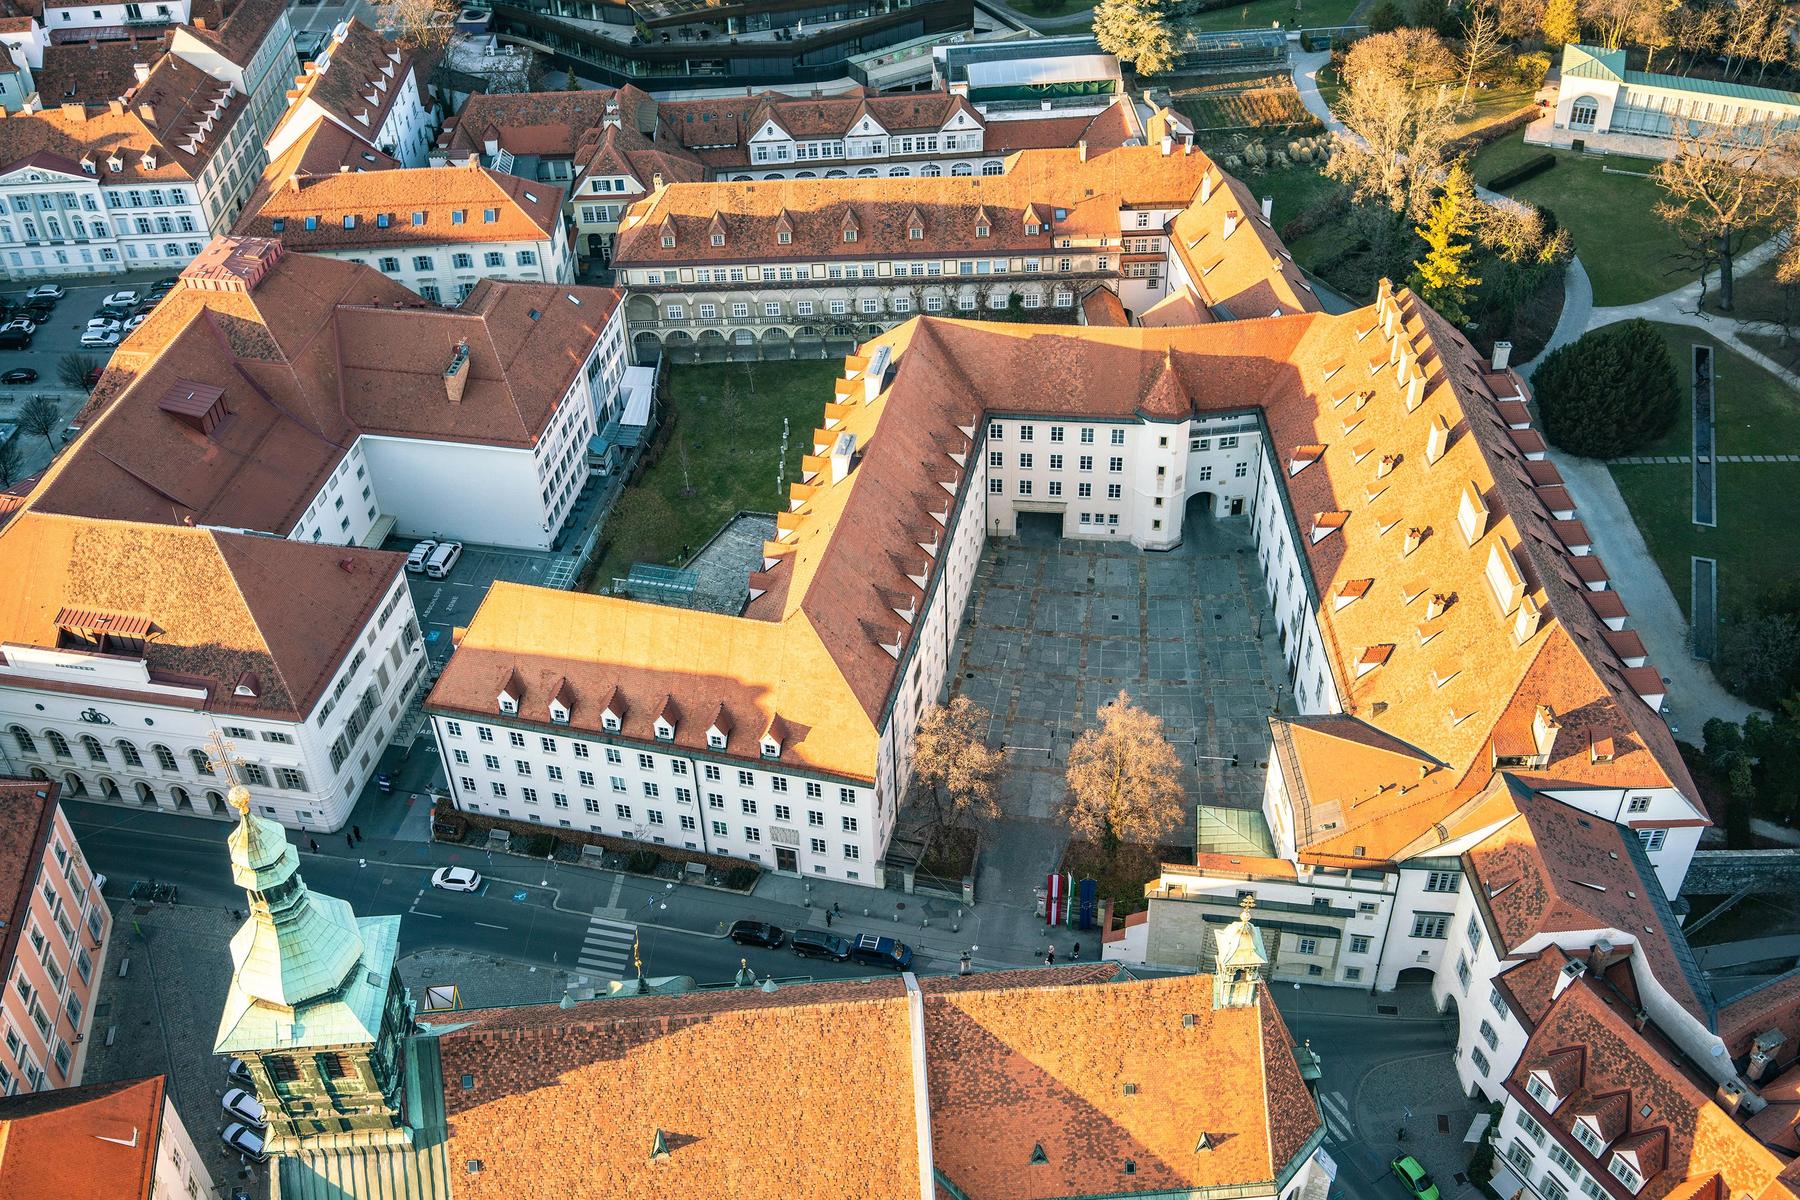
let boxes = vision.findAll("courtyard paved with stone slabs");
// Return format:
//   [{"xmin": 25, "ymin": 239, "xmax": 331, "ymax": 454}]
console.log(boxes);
[{"xmin": 952, "ymin": 513, "xmax": 1290, "ymax": 861}]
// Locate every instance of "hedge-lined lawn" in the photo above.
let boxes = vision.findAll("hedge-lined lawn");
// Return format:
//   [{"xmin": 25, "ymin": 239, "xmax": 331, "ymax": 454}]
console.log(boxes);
[
  {"xmin": 587, "ymin": 360, "xmax": 840, "ymax": 590},
  {"xmin": 1471, "ymin": 133, "xmax": 1685, "ymax": 306},
  {"xmin": 1185, "ymin": 0, "xmax": 1357, "ymax": 33},
  {"xmin": 1607, "ymin": 329, "xmax": 1800, "ymax": 619}
]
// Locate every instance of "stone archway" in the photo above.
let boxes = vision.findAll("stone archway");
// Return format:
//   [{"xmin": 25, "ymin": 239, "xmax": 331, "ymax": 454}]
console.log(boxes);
[
  {"xmin": 205, "ymin": 790, "xmax": 225, "ymax": 814},
  {"xmin": 100, "ymin": 777, "xmax": 121, "ymax": 800},
  {"xmin": 171, "ymin": 785, "xmax": 193, "ymax": 811},
  {"xmin": 64, "ymin": 773, "xmax": 87, "ymax": 796},
  {"xmin": 134, "ymin": 781, "xmax": 156, "ymax": 806}
]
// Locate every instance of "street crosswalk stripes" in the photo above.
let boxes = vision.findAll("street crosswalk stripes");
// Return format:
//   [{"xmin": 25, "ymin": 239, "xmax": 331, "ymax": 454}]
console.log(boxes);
[
  {"xmin": 578, "ymin": 911, "xmax": 637, "ymax": 980},
  {"xmin": 1317, "ymin": 1090, "xmax": 1355, "ymax": 1143}
]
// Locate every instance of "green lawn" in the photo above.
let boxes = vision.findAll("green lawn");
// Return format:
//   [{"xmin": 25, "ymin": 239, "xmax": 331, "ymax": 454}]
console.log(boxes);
[
  {"xmin": 1238, "ymin": 161, "xmax": 1342, "ymax": 233},
  {"xmin": 1447, "ymin": 86, "xmax": 1537, "ymax": 139},
  {"xmin": 1607, "ymin": 328, "xmax": 1800, "ymax": 619},
  {"xmin": 1700, "ymin": 252, "xmax": 1798, "ymax": 325},
  {"xmin": 1471, "ymin": 133, "xmax": 1687, "ymax": 307},
  {"xmin": 587, "ymin": 360, "xmax": 840, "ymax": 590},
  {"xmin": 1184, "ymin": 0, "xmax": 1357, "ymax": 32}
]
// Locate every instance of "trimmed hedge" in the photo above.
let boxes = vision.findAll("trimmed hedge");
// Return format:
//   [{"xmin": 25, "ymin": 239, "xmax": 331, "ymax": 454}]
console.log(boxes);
[
  {"xmin": 1535, "ymin": 319, "xmax": 1678, "ymax": 458},
  {"xmin": 1485, "ymin": 153, "xmax": 1557, "ymax": 191},
  {"xmin": 435, "ymin": 799, "xmax": 763, "ymax": 887}
]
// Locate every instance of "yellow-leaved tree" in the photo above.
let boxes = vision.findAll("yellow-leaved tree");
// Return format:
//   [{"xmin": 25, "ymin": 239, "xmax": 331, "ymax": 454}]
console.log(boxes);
[{"xmin": 1062, "ymin": 690, "xmax": 1185, "ymax": 852}]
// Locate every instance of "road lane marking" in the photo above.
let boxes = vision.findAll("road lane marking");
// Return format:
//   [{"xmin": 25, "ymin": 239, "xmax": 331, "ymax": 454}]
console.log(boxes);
[
  {"xmin": 407, "ymin": 910, "xmax": 443, "ymax": 919},
  {"xmin": 473, "ymin": 921, "xmax": 507, "ymax": 930}
]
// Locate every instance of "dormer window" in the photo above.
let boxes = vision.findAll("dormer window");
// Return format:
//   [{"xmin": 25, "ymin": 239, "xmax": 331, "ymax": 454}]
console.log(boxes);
[
  {"xmin": 708, "ymin": 730, "xmax": 726, "ymax": 750},
  {"xmin": 654, "ymin": 719, "xmax": 673, "ymax": 742},
  {"xmin": 602, "ymin": 712, "xmax": 621, "ymax": 733},
  {"xmin": 710, "ymin": 232, "xmax": 724, "ymax": 246},
  {"xmin": 777, "ymin": 231, "xmax": 791, "ymax": 244},
  {"xmin": 908, "ymin": 226, "xmax": 923, "ymax": 240},
  {"xmin": 1525, "ymin": 1074, "xmax": 1559, "ymax": 1111},
  {"xmin": 660, "ymin": 235, "xmax": 675, "ymax": 248},
  {"xmin": 304, "ymin": 216, "xmax": 319, "ymax": 231},
  {"xmin": 760, "ymin": 737, "xmax": 779, "ymax": 760},
  {"xmin": 549, "ymin": 700, "xmax": 569, "ymax": 725},
  {"xmin": 107, "ymin": 155, "xmax": 123, "ymax": 173},
  {"xmin": 1607, "ymin": 1157, "xmax": 1643, "ymax": 1193},
  {"xmin": 271, "ymin": 218, "xmax": 285, "ymax": 233},
  {"xmin": 499, "ymin": 696, "xmax": 517, "ymax": 715},
  {"xmin": 975, "ymin": 224, "xmax": 990, "ymax": 238},
  {"xmin": 1025, "ymin": 222, "xmax": 1039, "ymax": 235},
  {"xmin": 1573, "ymin": 1119, "xmax": 1606, "ymax": 1156},
  {"xmin": 843, "ymin": 228, "xmax": 857, "ymax": 243}
]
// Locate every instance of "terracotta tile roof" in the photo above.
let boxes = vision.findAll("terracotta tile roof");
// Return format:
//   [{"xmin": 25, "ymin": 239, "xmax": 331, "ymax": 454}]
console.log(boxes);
[
  {"xmin": 427, "ymin": 581, "xmax": 882, "ymax": 780},
  {"xmin": 272, "ymin": 18, "xmax": 417, "ymax": 151},
  {"xmin": 1167, "ymin": 166, "xmax": 1321, "ymax": 318},
  {"xmin": 0, "ymin": 63, "xmax": 242, "ymax": 182},
  {"xmin": 255, "ymin": 114, "xmax": 402, "ymax": 181},
  {"xmin": 614, "ymin": 144, "xmax": 1213, "ymax": 267},
  {"xmin": 0, "ymin": 1074, "xmax": 166, "ymax": 1200},
  {"xmin": 571, "ymin": 121, "xmax": 705, "ymax": 196},
  {"xmin": 234, "ymin": 159, "xmax": 562, "ymax": 248},
  {"xmin": 178, "ymin": 0, "xmax": 289, "ymax": 65},
  {"xmin": 1509, "ymin": 980, "xmax": 1786, "ymax": 1200},
  {"xmin": 437, "ymin": 88, "xmax": 620, "ymax": 159},
  {"xmin": 0, "ymin": 511, "xmax": 403, "ymax": 720},
  {"xmin": 1081, "ymin": 286, "xmax": 1129, "ymax": 327},
  {"xmin": 1493, "ymin": 945, "xmax": 1579, "ymax": 1029},
  {"xmin": 0, "ymin": 778, "xmax": 56, "ymax": 1007},
  {"xmin": 424, "ymin": 966, "xmax": 1309, "ymax": 1200},
  {"xmin": 35, "ymin": 34, "xmax": 173, "ymax": 106},
  {"xmin": 1466, "ymin": 788, "xmax": 1709, "ymax": 1021},
  {"xmin": 28, "ymin": 238, "xmax": 618, "ymax": 533},
  {"xmin": 925, "ymin": 976, "xmax": 1319, "ymax": 1199},
  {"xmin": 1715, "ymin": 969, "xmax": 1800, "ymax": 1061},
  {"xmin": 983, "ymin": 104, "xmax": 1136, "ymax": 156}
]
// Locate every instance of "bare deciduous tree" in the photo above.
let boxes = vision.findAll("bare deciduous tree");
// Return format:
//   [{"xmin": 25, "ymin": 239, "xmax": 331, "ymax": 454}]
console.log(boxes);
[
  {"xmin": 1458, "ymin": 3, "xmax": 1506, "ymax": 104},
  {"xmin": 1326, "ymin": 69, "xmax": 1460, "ymax": 221},
  {"xmin": 1343, "ymin": 28, "xmax": 1455, "ymax": 93},
  {"xmin": 1063, "ymin": 689, "xmax": 1185, "ymax": 852},
  {"xmin": 1653, "ymin": 127, "xmax": 1799, "ymax": 311},
  {"xmin": 911, "ymin": 696, "xmax": 1004, "ymax": 836},
  {"xmin": 16, "ymin": 395, "xmax": 60, "ymax": 455},
  {"xmin": 376, "ymin": 0, "xmax": 457, "ymax": 53},
  {"xmin": 0, "ymin": 437, "xmax": 19, "ymax": 486}
]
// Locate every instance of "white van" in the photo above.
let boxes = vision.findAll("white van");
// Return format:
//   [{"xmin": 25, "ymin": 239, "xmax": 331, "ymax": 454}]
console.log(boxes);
[{"xmin": 423, "ymin": 541, "xmax": 462, "ymax": 579}]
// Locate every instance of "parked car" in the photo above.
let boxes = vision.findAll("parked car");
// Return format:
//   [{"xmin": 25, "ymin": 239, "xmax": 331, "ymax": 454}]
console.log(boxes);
[
  {"xmin": 148, "ymin": 275, "xmax": 178, "ymax": 294},
  {"xmin": 405, "ymin": 539, "xmax": 438, "ymax": 573},
  {"xmin": 226, "ymin": 1057, "xmax": 253, "ymax": 1087},
  {"xmin": 85, "ymin": 317, "xmax": 121, "ymax": 333},
  {"xmin": 2, "ymin": 368, "xmax": 38, "ymax": 384},
  {"xmin": 422, "ymin": 540, "xmax": 462, "ymax": 579},
  {"xmin": 100, "ymin": 289, "xmax": 139, "ymax": 309},
  {"xmin": 25, "ymin": 284, "xmax": 63, "ymax": 302},
  {"xmin": 430, "ymin": 866, "xmax": 481, "ymax": 892},
  {"xmin": 81, "ymin": 330, "xmax": 121, "ymax": 348},
  {"xmin": 19, "ymin": 303, "xmax": 52, "ymax": 322},
  {"xmin": 123, "ymin": 313, "xmax": 147, "ymax": 333},
  {"xmin": 0, "ymin": 318, "xmax": 35, "ymax": 335},
  {"xmin": 1390, "ymin": 1156, "xmax": 1440, "ymax": 1200},
  {"xmin": 727, "ymin": 920, "xmax": 784, "ymax": 949},
  {"xmin": 221, "ymin": 1087, "xmax": 265, "ymax": 1126},
  {"xmin": 849, "ymin": 933, "xmax": 914, "ymax": 971},
  {"xmin": 221, "ymin": 1122, "xmax": 266, "ymax": 1162},
  {"xmin": 0, "ymin": 330, "xmax": 32, "ymax": 350},
  {"xmin": 790, "ymin": 929, "xmax": 851, "ymax": 961}
]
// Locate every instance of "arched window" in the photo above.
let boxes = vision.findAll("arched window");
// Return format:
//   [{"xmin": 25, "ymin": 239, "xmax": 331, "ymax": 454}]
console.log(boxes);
[
  {"xmin": 117, "ymin": 740, "xmax": 143, "ymax": 767},
  {"xmin": 10, "ymin": 726, "xmax": 36, "ymax": 756},
  {"xmin": 134, "ymin": 781, "xmax": 156, "ymax": 805},
  {"xmin": 951, "ymin": 163, "xmax": 973, "ymax": 176},
  {"xmin": 921, "ymin": 164, "xmax": 942, "ymax": 177},
  {"xmin": 1571, "ymin": 97, "xmax": 1599, "ymax": 129},
  {"xmin": 63, "ymin": 773, "xmax": 87, "ymax": 796},
  {"xmin": 100, "ymin": 777, "xmax": 120, "ymax": 798},
  {"xmin": 152, "ymin": 744, "xmax": 177, "ymax": 771},
  {"xmin": 46, "ymin": 731, "xmax": 71, "ymax": 758},
  {"xmin": 889, "ymin": 167, "xmax": 910, "ymax": 177},
  {"xmin": 80, "ymin": 735, "xmax": 106, "ymax": 764},
  {"xmin": 981, "ymin": 161, "xmax": 1003, "ymax": 175},
  {"xmin": 191, "ymin": 749, "xmax": 214, "ymax": 776}
]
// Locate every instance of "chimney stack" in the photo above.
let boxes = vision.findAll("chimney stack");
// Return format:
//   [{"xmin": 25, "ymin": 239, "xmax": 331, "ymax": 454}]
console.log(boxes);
[
  {"xmin": 1426, "ymin": 593, "xmax": 1448, "ymax": 620},
  {"xmin": 1748, "ymin": 1029, "xmax": 1787, "ymax": 1082},
  {"xmin": 1532, "ymin": 704, "xmax": 1560, "ymax": 761},
  {"xmin": 1160, "ymin": 133, "xmax": 1173, "ymax": 156},
  {"xmin": 1199, "ymin": 172, "xmax": 1212, "ymax": 204},
  {"xmin": 1222, "ymin": 210, "xmax": 1240, "ymax": 239},
  {"xmin": 1077, "ymin": 139, "xmax": 1087, "ymax": 162},
  {"xmin": 1552, "ymin": 957, "xmax": 1587, "ymax": 1000},
  {"xmin": 653, "ymin": 171, "xmax": 664, "ymax": 190},
  {"xmin": 1184, "ymin": 134, "xmax": 1194, "ymax": 155},
  {"xmin": 1492, "ymin": 341, "xmax": 1513, "ymax": 371},
  {"xmin": 443, "ymin": 339, "xmax": 471, "ymax": 406},
  {"xmin": 1403, "ymin": 527, "xmax": 1423, "ymax": 557},
  {"xmin": 133, "ymin": 61, "xmax": 151, "ymax": 85},
  {"xmin": 1425, "ymin": 414, "xmax": 1451, "ymax": 465}
]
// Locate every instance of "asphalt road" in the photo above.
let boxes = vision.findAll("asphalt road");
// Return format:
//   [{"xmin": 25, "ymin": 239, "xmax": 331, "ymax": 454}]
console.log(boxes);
[{"xmin": 70, "ymin": 801, "xmax": 902, "ymax": 990}]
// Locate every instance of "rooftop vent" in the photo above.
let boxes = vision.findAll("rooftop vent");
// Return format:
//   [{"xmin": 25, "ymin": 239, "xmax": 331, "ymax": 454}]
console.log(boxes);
[
  {"xmin": 831, "ymin": 431, "xmax": 857, "ymax": 485},
  {"xmin": 444, "ymin": 339, "xmax": 471, "ymax": 406},
  {"xmin": 157, "ymin": 380, "xmax": 227, "ymax": 435}
]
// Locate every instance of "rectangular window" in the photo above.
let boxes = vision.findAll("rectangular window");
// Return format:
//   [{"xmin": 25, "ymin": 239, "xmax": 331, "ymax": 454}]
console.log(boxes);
[
  {"xmin": 1350, "ymin": 934, "xmax": 1372, "ymax": 954},
  {"xmin": 1638, "ymin": 828, "xmax": 1667, "ymax": 852},
  {"xmin": 1423, "ymin": 870, "xmax": 1461, "ymax": 893},
  {"xmin": 1411, "ymin": 914, "xmax": 1449, "ymax": 939}
]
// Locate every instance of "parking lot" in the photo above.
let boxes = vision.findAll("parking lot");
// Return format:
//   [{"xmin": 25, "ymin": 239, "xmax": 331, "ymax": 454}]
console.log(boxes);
[
  {"xmin": 0, "ymin": 275, "xmax": 176, "ymax": 479},
  {"xmin": 397, "ymin": 538, "xmax": 577, "ymax": 669}
]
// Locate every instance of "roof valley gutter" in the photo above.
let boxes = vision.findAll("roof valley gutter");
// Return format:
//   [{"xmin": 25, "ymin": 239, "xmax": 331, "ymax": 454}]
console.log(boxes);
[{"xmin": 902, "ymin": 972, "xmax": 936, "ymax": 1200}]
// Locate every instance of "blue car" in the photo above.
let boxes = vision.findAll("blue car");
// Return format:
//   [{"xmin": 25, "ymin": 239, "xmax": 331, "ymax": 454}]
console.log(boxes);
[{"xmin": 850, "ymin": 933, "xmax": 914, "ymax": 971}]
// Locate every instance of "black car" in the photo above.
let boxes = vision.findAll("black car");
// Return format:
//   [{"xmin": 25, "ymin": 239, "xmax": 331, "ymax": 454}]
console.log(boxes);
[
  {"xmin": 849, "ymin": 934, "xmax": 914, "ymax": 971},
  {"xmin": 1, "ymin": 368, "xmax": 36, "ymax": 384},
  {"xmin": 727, "ymin": 920, "xmax": 784, "ymax": 949},
  {"xmin": 0, "ymin": 331, "xmax": 32, "ymax": 350},
  {"xmin": 790, "ymin": 929, "xmax": 851, "ymax": 961}
]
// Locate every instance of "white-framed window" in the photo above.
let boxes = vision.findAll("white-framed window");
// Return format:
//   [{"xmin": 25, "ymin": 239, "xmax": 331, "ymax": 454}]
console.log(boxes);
[
  {"xmin": 1638, "ymin": 828, "xmax": 1667, "ymax": 852},
  {"xmin": 1410, "ymin": 913, "xmax": 1449, "ymax": 939},
  {"xmin": 1607, "ymin": 1157, "xmax": 1643, "ymax": 1193},
  {"xmin": 1424, "ymin": 870, "xmax": 1461, "ymax": 892}
]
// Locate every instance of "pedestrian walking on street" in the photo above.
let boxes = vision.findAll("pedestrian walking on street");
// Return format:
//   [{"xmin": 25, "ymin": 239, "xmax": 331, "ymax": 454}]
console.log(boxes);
[
  {"xmin": 824, "ymin": 909, "xmax": 833, "ymax": 927},
  {"xmin": 346, "ymin": 833, "xmax": 355, "ymax": 849},
  {"xmin": 1045, "ymin": 945, "xmax": 1056, "ymax": 965},
  {"xmin": 1071, "ymin": 941, "xmax": 1081, "ymax": 960},
  {"xmin": 832, "ymin": 901, "xmax": 840, "ymax": 917},
  {"xmin": 308, "ymin": 838, "xmax": 319, "ymax": 854},
  {"xmin": 353, "ymin": 825, "xmax": 363, "ymax": 842}
]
